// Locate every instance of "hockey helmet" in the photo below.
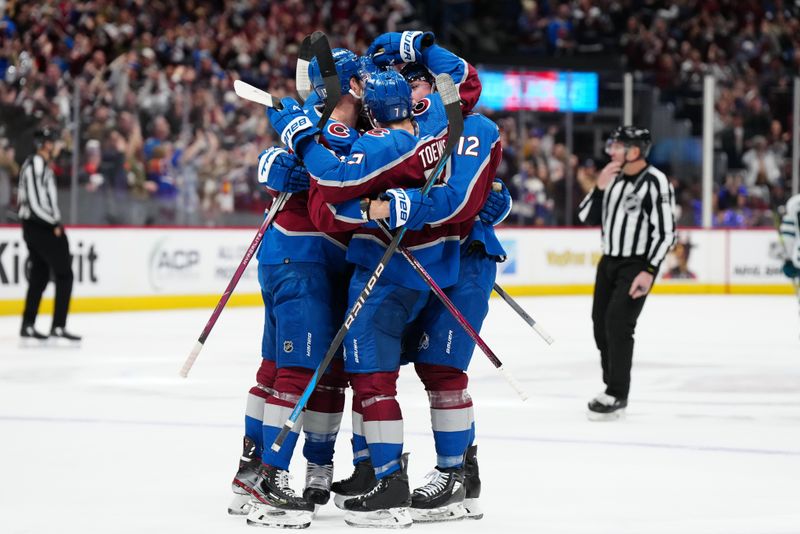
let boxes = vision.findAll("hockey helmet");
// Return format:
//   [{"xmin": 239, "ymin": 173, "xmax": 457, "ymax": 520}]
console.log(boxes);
[
  {"xmin": 606, "ymin": 125, "xmax": 652, "ymax": 158},
  {"xmin": 309, "ymin": 47, "xmax": 361, "ymax": 100},
  {"xmin": 363, "ymin": 70, "xmax": 412, "ymax": 124},
  {"xmin": 400, "ymin": 62, "xmax": 434, "ymax": 86}
]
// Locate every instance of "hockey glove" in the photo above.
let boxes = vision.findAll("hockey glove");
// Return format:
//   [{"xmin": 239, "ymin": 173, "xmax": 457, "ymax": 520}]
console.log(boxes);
[
  {"xmin": 257, "ymin": 146, "xmax": 310, "ymax": 193},
  {"xmin": 479, "ymin": 179, "xmax": 513, "ymax": 226},
  {"xmin": 266, "ymin": 97, "xmax": 320, "ymax": 155},
  {"xmin": 783, "ymin": 260, "xmax": 800, "ymax": 279},
  {"xmin": 367, "ymin": 31, "xmax": 435, "ymax": 67},
  {"xmin": 380, "ymin": 188, "xmax": 433, "ymax": 230}
]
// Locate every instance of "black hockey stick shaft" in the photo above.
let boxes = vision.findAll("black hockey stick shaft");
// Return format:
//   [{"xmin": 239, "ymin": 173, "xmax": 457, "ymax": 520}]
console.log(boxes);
[
  {"xmin": 492, "ymin": 282, "xmax": 555, "ymax": 344},
  {"xmin": 271, "ymin": 73, "xmax": 463, "ymax": 452}
]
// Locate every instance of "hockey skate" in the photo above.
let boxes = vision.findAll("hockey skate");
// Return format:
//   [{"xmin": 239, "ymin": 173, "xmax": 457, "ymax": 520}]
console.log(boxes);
[
  {"xmin": 19, "ymin": 324, "xmax": 48, "ymax": 347},
  {"xmin": 246, "ymin": 464, "xmax": 314, "ymax": 529},
  {"xmin": 303, "ymin": 462, "xmax": 333, "ymax": 507},
  {"xmin": 229, "ymin": 436, "xmax": 260, "ymax": 515},
  {"xmin": 48, "ymin": 326, "xmax": 81, "ymax": 347},
  {"xmin": 343, "ymin": 454, "xmax": 412, "ymax": 529},
  {"xmin": 587, "ymin": 393, "xmax": 627, "ymax": 421},
  {"xmin": 410, "ymin": 466, "xmax": 466, "ymax": 523},
  {"xmin": 463, "ymin": 444, "xmax": 483, "ymax": 520},
  {"xmin": 331, "ymin": 459, "xmax": 377, "ymax": 510}
]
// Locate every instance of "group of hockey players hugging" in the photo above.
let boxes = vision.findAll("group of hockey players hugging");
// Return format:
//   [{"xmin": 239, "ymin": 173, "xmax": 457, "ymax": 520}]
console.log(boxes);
[{"xmin": 228, "ymin": 30, "xmax": 511, "ymax": 529}]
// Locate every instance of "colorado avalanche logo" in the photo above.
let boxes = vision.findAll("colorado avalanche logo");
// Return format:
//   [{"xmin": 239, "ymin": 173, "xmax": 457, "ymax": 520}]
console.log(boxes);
[
  {"xmin": 327, "ymin": 122, "xmax": 350, "ymax": 138},
  {"xmin": 412, "ymin": 98, "xmax": 431, "ymax": 116}
]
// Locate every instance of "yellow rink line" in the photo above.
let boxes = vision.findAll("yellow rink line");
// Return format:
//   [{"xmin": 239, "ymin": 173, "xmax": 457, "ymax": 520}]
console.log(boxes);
[{"xmin": 0, "ymin": 284, "xmax": 795, "ymax": 315}]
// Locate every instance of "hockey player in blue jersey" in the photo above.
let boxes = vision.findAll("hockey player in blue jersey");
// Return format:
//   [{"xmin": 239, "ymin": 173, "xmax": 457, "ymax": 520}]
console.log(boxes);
[
  {"xmin": 231, "ymin": 48, "xmax": 370, "ymax": 529},
  {"xmin": 266, "ymin": 69, "xmax": 462, "ymax": 528},
  {"xmin": 358, "ymin": 32, "xmax": 511, "ymax": 522}
]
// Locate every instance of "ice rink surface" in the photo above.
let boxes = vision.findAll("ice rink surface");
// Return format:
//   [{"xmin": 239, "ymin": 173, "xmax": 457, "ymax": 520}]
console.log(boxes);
[{"xmin": 1, "ymin": 294, "xmax": 799, "ymax": 534}]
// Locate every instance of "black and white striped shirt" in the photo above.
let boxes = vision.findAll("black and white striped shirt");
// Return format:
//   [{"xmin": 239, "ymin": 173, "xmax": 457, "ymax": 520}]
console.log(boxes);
[
  {"xmin": 17, "ymin": 154, "xmax": 61, "ymax": 226},
  {"xmin": 578, "ymin": 165, "xmax": 676, "ymax": 272}
]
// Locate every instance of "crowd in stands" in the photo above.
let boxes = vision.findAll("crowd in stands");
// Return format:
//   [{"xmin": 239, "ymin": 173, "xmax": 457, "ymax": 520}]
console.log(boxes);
[{"xmin": 0, "ymin": 0, "xmax": 797, "ymax": 228}]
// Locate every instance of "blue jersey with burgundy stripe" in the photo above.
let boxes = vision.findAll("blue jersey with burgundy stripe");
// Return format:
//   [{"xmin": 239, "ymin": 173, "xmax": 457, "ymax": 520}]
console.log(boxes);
[
  {"xmin": 257, "ymin": 99, "xmax": 359, "ymax": 273},
  {"xmin": 303, "ymin": 124, "xmax": 461, "ymax": 290}
]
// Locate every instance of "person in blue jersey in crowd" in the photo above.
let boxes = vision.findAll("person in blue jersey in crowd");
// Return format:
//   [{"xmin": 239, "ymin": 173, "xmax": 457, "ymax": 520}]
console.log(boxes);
[
  {"xmin": 228, "ymin": 48, "xmax": 368, "ymax": 529},
  {"xmin": 355, "ymin": 31, "xmax": 511, "ymax": 522},
  {"xmin": 266, "ymin": 68, "xmax": 462, "ymax": 528}
]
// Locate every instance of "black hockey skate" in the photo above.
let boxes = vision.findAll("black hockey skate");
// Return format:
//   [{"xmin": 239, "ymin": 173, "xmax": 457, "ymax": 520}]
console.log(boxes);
[
  {"xmin": 49, "ymin": 326, "xmax": 81, "ymax": 346},
  {"xmin": 343, "ymin": 454, "xmax": 412, "ymax": 529},
  {"xmin": 410, "ymin": 466, "xmax": 466, "ymax": 522},
  {"xmin": 20, "ymin": 323, "xmax": 48, "ymax": 346},
  {"xmin": 303, "ymin": 462, "xmax": 333, "ymax": 506},
  {"xmin": 229, "ymin": 435, "xmax": 260, "ymax": 515},
  {"xmin": 587, "ymin": 393, "xmax": 627, "ymax": 421},
  {"xmin": 331, "ymin": 458, "xmax": 377, "ymax": 509},
  {"xmin": 246, "ymin": 464, "xmax": 315, "ymax": 529},
  {"xmin": 463, "ymin": 444, "xmax": 483, "ymax": 520}
]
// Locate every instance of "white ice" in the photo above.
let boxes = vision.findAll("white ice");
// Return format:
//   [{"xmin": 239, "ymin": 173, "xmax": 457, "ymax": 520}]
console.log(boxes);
[{"xmin": 1, "ymin": 295, "xmax": 799, "ymax": 534}]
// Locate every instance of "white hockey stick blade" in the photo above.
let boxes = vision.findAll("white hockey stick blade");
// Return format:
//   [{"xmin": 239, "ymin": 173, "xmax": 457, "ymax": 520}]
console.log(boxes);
[
  {"xmin": 498, "ymin": 365, "xmax": 528, "ymax": 401},
  {"xmin": 233, "ymin": 80, "xmax": 280, "ymax": 109},
  {"xmin": 533, "ymin": 323, "xmax": 555, "ymax": 345},
  {"xmin": 296, "ymin": 58, "xmax": 311, "ymax": 101},
  {"xmin": 180, "ymin": 341, "xmax": 203, "ymax": 378}
]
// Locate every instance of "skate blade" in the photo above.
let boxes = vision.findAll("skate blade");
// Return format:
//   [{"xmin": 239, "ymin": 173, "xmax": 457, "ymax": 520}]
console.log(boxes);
[
  {"xmin": 463, "ymin": 498, "xmax": 483, "ymax": 520},
  {"xmin": 246, "ymin": 504, "xmax": 312, "ymax": 529},
  {"xmin": 409, "ymin": 502, "xmax": 467, "ymax": 523},
  {"xmin": 410, "ymin": 502, "xmax": 466, "ymax": 523},
  {"xmin": 47, "ymin": 337, "xmax": 81, "ymax": 349},
  {"xmin": 18, "ymin": 337, "xmax": 49, "ymax": 348},
  {"xmin": 587, "ymin": 408, "xmax": 625, "ymax": 422},
  {"xmin": 228, "ymin": 493, "xmax": 253, "ymax": 516},
  {"xmin": 344, "ymin": 507, "xmax": 412, "ymax": 529}
]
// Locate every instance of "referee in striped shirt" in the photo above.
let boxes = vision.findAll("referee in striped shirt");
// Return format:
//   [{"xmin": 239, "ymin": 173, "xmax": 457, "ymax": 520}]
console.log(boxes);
[
  {"xmin": 17, "ymin": 127, "xmax": 80, "ymax": 343},
  {"xmin": 578, "ymin": 126, "xmax": 675, "ymax": 420}
]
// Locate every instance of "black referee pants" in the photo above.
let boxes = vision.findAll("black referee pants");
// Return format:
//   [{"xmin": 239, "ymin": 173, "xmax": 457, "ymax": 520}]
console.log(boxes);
[
  {"xmin": 21, "ymin": 221, "xmax": 74, "ymax": 329},
  {"xmin": 591, "ymin": 255, "xmax": 649, "ymax": 400}
]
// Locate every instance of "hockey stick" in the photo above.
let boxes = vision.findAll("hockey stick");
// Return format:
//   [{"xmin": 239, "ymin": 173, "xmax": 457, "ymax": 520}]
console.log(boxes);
[
  {"xmin": 271, "ymin": 73, "xmax": 463, "ymax": 452},
  {"xmin": 233, "ymin": 80, "xmax": 283, "ymax": 109},
  {"xmin": 295, "ymin": 35, "xmax": 312, "ymax": 104},
  {"xmin": 180, "ymin": 193, "xmax": 288, "ymax": 377},
  {"xmin": 180, "ymin": 34, "xmax": 340, "ymax": 378},
  {"xmin": 492, "ymin": 283, "xmax": 555, "ymax": 345},
  {"xmin": 374, "ymin": 220, "xmax": 528, "ymax": 399}
]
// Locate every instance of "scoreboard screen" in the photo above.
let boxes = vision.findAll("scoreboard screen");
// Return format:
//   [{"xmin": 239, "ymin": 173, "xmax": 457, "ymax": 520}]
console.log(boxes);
[{"xmin": 476, "ymin": 70, "xmax": 598, "ymax": 113}]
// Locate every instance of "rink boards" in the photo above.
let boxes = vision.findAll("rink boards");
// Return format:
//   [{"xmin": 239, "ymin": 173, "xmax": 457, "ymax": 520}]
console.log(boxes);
[{"xmin": 0, "ymin": 226, "xmax": 794, "ymax": 314}]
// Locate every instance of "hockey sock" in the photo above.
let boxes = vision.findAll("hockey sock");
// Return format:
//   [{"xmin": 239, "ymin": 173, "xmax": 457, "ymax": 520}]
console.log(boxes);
[
  {"xmin": 415, "ymin": 363, "xmax": 474, "ymax": 469},
  {"xmin": 351, "ymin": 390, "xmax": 370, "ymax": 465},
  {"xmin": 245, "ymin": 359, "xmax": 277, "ymax": 454},
  {"xmin": 351, "ymin": 371, "xmax": 403, "ymax": 479},
  {"xmin": 261, "ymin": 367, "xmax": 312, "ymax": 470},
  {"xmin": 302, "ymin": 363, "xmax": 347, "ymax": 465}
]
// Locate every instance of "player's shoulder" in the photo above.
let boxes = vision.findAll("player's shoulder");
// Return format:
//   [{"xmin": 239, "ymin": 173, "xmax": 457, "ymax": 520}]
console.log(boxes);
[
  {"xmin": 787, "ymin": 193, "xmax": 800, "ymax": 212},
  {"xmin": 465, "ymin": 112, "xmax": 500, "ymax": 138},
  {"xmin": 323, "ymin": 120, "xmax": 359, "ymax": 155}
]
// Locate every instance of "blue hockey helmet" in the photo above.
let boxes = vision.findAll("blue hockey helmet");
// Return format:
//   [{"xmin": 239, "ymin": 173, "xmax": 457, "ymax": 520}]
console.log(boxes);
[
  {"xmin": 400, "ymin": 62, "xmax": 434, "ymax": 85},
  {"xmin": 309, "ymin": 47, "xmax": 360, "ymax": 101},
  {"xmin": 364, "ymin": 70, "xmax": 412, "ymax": 124}
]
